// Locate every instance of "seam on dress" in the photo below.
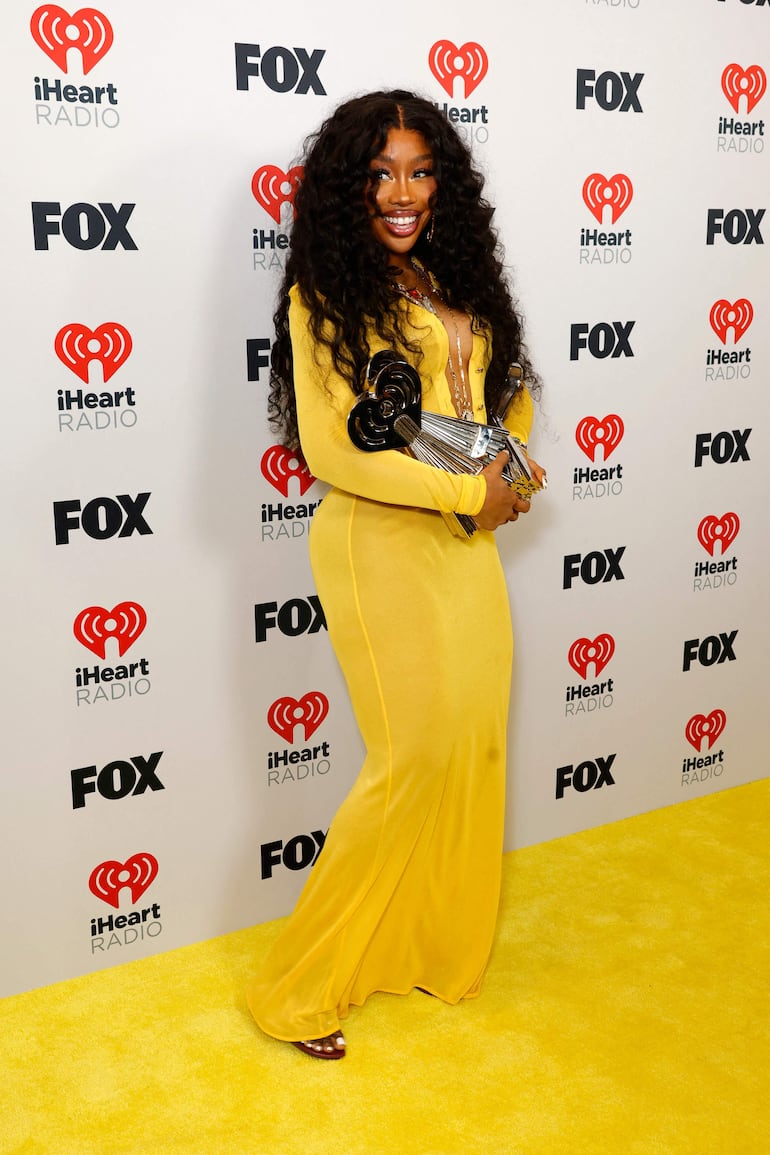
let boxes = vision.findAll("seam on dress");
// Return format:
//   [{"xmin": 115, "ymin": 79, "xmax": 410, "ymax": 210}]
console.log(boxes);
[
  {"xmin": 318, "ymin": 494, "xmax": 395, "ymax": 1016},
  {"xmin": 345, "ymin": 495, "xmax": 394, "ymax": 835}
]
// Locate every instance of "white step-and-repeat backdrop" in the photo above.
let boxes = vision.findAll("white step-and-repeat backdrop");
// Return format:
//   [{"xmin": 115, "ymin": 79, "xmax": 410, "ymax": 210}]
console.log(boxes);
[{"xmin": 2, "ymin": 0, "xmax": 768, "ymax": 997}]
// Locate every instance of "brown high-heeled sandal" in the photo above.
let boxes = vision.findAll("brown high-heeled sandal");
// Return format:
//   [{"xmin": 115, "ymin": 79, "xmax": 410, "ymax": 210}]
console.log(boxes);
[{"xmin": 291, "ymin": 1032, "xmax": 346, "ymax": 1060}]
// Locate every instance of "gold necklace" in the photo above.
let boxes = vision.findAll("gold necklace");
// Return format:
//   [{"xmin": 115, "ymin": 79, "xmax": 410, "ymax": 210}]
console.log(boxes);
[{"xmin": 412, "ymin": 263, "xmax": 474, "ymax": 421}]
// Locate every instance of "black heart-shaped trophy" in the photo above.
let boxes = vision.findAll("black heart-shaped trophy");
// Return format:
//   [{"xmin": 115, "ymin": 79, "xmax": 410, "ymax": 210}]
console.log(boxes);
[{"xmin": 348, "ymin": 351, "xmax": 543, "ymax": 538}]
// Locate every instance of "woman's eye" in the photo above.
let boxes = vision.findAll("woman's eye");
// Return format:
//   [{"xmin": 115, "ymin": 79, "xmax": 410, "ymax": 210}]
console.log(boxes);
[
  {"xmin": 414, "ymin": 168, "xmax": 434, "ymax": 179},
  {"xmin": 370, "ymin": 168, "xmax": 391, "ymax": 181}
]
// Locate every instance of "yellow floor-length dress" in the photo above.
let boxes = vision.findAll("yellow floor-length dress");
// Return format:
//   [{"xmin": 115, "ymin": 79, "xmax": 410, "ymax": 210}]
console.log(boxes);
[{"xmin": 247, "ymin": 286, "xmax": 533, "ymax": 1042}]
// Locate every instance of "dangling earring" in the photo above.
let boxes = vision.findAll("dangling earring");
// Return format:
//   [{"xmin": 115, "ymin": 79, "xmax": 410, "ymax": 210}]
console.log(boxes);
[{"xmin": 426, "ymin": 215, "xmax": 435, "ymax": 244}]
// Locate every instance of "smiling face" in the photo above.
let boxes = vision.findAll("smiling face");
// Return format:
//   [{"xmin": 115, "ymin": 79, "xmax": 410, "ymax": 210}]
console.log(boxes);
[{"xmin": 367, "ymin": 127, "xmax": 437, "ymax": 269}]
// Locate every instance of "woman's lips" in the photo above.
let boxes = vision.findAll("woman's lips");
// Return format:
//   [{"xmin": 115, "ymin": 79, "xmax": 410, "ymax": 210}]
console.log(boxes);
[{"xmin": 381, "ymin": 213, "xmax": 419, "ymax": 236}]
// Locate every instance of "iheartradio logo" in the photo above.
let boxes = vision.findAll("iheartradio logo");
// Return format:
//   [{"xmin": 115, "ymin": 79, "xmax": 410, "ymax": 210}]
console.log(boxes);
[
  {"xmin": 55, "ymin": 322, "xmax": 132, "ymax": 384},
  {"xmin": 251, "ymin": 165, "xmax": 303, "ymax": 224},
  {"xmin": 267, "ymin": 692, "xmax": 328, "ymax": 742},
  {"xmin": 582, "ymin": 173, "xmax": 633, "ymax": 225},
  {"xmin": 709, "ymin": 299, "xmax": 753, "ymax": 345},
  {"xmin": 568, "ymin": 634, "xmax": 615, "ymax": 679},
  {"xmin": 685, "ymin": 710, "xmax": 726, "ymax": 753},
  {"xmin": 89, "ymin": 852, "xmax": 158, "ymax": 908},
  {"xmin": 428, "ymin": 40, "xmax": 488, "ymax": 99},
  {"xmin": 30, "ymin": 5, "xmax": 113, "ymax": 75},
  {"xmin": 697, "ymin": 513, "xmax": 740, "ymax": 557},
  {"xmin": 721, "ymin": 64, "xmax": 767, "ymax": 115},
  {"xmin": 575, "ymin": 415, "xmax": 624, "ymax": 462},
  {"xmin": 260, "ymin": 446, "xmax": 315, "ymax": 498},
  {"xmin": 73, "ymin": 602, "xmax": 146, "ymax": 658}
]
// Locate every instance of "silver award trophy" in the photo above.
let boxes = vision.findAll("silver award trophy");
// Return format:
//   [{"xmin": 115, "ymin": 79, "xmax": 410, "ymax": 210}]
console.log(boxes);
[{"xmin": 348, "ymin": 351, "xmax": 544, "ymax": 538}]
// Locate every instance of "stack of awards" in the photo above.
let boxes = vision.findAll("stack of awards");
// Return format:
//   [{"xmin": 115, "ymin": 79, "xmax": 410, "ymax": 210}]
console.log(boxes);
[{"xmin": 348, "ymin": 351, "xmax": 544, "ymax": 538}]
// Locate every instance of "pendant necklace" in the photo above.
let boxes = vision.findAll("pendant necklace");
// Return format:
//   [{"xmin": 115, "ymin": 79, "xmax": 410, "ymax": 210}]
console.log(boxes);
[{"xmin": 394, "ymin": 259, "xmax": 474, "ymax": 421}]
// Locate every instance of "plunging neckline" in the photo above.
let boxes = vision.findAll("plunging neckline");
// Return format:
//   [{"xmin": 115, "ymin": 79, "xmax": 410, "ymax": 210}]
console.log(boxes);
[{"xmin": 391, "ymin": 259, "xmax": 476, "ymax": 420}]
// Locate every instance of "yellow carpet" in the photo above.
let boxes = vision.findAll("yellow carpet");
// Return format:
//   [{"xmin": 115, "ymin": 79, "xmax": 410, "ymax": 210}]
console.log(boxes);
[{"xmin": 3, "ymin": 779, "xmax": 769, "ymax": 1155}]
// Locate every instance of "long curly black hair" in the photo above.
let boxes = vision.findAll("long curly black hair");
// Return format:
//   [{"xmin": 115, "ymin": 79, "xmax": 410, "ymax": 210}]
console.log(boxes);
[{"xmin": 268, "ymin": 89, "xmax": 538, "ymax": 450}]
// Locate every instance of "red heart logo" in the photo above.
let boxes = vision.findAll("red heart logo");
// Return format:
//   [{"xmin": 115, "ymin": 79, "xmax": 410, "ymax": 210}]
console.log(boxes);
[
  {"xmin": 251, "ymin": 165, "xmax": 303, "ymax": 224},
  {"xmin": 708, "ymin": 299, "xmax": 753, "ymax": 345},
  {"xmin": 428, "ymin": 40, "xmax": 488, "ymax": 99},
  {"xmin": 73, "ymin": 602, "xmax": 147, "ymax": 658},
  {"xmin": 582, "ymin": 173, "xmax": 633, "ymax": 225},
  {"xmin": 685, "ymin": 710, "xmax": 726, "ymax": 752},
  {"xmin": 267, "ymin": 692, "xmax": 329, "ymax": 743},
  {"xmin": 721, "ymin": 63, "xmax": 767, "ymax": 115},
  {"xmin": 55, "ymin": 322, "xmax": 132, "ymax": 384},
  {"xmin": 575, "ymin": 415, "xmax": 624, "ymax": 463},
  {"xmin": 568, "ymin": 635, "xmax": 615, "ymax": 679},
  {"xmin": 89, "ymin": 853, "xmax": 158, "ymax": 908},
  {"xmin": 30, "ymin": 6, "xmax": 113, "ymax": 75},
  {"xmin": 697, "ymin": 513, "xmax": 740, "ymax": 557},
  {"xmin": 260, "ymin": 446, "xmax": 315, "ymax": 498}
]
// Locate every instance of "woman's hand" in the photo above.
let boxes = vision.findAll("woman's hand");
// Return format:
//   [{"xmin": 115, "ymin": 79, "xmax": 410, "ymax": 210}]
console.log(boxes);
[{"xmin": 475, "ymin": 451, "xmax": 532, "ymax": 531}]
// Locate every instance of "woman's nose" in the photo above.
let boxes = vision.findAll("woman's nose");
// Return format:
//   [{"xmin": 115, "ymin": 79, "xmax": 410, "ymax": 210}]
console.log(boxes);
[{"xmin": 390, "ymin": 176, "xmax": 414, "ymax": 204}]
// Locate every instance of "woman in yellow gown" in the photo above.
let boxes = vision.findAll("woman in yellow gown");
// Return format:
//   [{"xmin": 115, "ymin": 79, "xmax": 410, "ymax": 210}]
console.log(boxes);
[{"xmin": 247, "ymin": 91, "xmax": 543, "ymax": 1059}]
